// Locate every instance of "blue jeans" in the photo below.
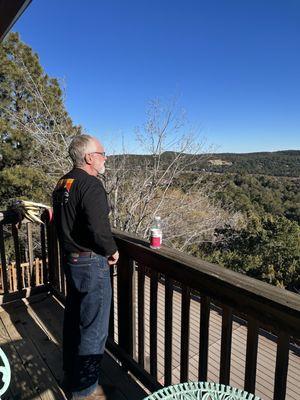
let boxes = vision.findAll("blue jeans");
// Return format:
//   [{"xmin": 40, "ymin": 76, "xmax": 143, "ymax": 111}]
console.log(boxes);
[{"xmin": 62, "ymin": 253, "xmax": 112, "ymax": 398}]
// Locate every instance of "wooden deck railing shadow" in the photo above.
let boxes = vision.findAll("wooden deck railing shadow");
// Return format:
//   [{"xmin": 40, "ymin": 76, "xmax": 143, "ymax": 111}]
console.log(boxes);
[{"xmin": 1, "ymin": 216, "xmax": 300, "ymax": 400}]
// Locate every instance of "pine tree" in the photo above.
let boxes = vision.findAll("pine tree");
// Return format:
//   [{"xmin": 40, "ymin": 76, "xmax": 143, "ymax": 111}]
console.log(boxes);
[{"xmin": 0, "ymin": 32, "xmax": 80, "ymax": 205}]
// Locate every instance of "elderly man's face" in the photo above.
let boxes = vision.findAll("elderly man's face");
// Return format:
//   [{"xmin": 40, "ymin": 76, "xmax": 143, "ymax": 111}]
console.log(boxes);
[{"xmin": 87, "ymin": 139, "xmax": 107, "ymax": 175}]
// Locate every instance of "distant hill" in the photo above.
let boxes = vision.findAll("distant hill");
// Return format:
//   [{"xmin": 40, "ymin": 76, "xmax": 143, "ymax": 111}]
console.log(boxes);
[
  {"xmin": 202, "ymin": 150, "xmax": 300, "ymax": 177},
  {"xmin": 108, "ymin": 150, "xmax": 300, "ymax": 177}
]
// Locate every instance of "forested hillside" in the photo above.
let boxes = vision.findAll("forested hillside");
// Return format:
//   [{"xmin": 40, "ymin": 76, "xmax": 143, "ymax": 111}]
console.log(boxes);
[
  {"xmin": 203, "ymin": 173, "xmax": 300, "ymax": 223},
  {"xmin": 111, "ymin": 150, "xmax": 300, "ymax": 177},
  {"xmin": 202, "ymin": 150, "xmax": 300, "ymax": 177},
  {"xmin": 194, "ymin": 173, "xmax": 300, "ymax": 292}
]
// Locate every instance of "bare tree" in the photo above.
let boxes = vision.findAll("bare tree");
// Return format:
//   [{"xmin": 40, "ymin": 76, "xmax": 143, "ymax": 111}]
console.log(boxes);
[{"xmin": 104, "ymin": 99, "xmax": 241, "ymax": 252}]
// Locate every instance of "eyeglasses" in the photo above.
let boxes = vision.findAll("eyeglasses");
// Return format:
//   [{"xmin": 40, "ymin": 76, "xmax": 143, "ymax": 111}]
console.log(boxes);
[{"xmin": 89, "ymin": 151, "xmax": 106, "ymax": 157}]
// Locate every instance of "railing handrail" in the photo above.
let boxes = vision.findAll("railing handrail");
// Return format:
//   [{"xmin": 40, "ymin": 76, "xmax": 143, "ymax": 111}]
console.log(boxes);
[{"xmin": 112, "ymin": 229, "xmax": 300, "ymax": 336}]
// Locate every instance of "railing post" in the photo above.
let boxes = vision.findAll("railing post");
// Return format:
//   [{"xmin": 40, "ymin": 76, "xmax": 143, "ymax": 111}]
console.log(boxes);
[
  {"xmin": 164, "ymin": 275, "xmax": 173, "ymax": 386},
  {"xmin": 273, "ymin": 332, "xmax": 289, "ymax": 400},
  {"xmin": 11, "ymin": 225, "xmax": 23, "ymax": 291},
  {"xmin": 40, "ymin": 222, "xmax": 48, "ymax": 284},
  {"xmin": 117, "ymin": 249, "xmax": 134, "ymax": 356},
  {"xmin": 198, "ymin": 295, "xmax": 210, "ymax": 382},
  {"xmin": 180, "ymin": 285, "xmax": 190, "ymax": 382},
  {"xmin": 150, "ymin": 269, "xmax": 158, "ymax": 379},
  {"xmin": 0, "ymin": 225, "xmax": 9, "ymax": 294},
  {"xmin": 137, "ymin": 264, "xmax": 145, "ymax": 368},
  {"xmin": 244, "ymin": 317, "xmax": 259, "ymax": 394},
  {"xmin": 26, "ymin": 222, "xmax": 35, "ymax": 287},
  {"xmin": 46, "ymin": 219, "xmax": 59, "ymax": 289},
  {"xmin": 35, "ymin": 258, "xmax": 40, "ymax": 286},
  {"xmin": 132, "ymin": 263, "xmax": 137, "ymax": 360},
  {"xmin": 108, "ymin": 266, "xmax": 115, "ymax": 339},
  {"xmin": 219, "ymin": 305, "xmax": 233, "ymax": 385}
]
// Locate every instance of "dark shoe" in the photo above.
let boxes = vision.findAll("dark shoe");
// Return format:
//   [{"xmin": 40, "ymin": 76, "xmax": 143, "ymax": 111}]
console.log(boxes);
[{"xmin": 74, "ymin": 385, "xmax": 107, "ymax": 400}]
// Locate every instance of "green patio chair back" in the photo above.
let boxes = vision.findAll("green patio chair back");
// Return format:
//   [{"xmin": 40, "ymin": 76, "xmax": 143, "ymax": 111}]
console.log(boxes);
[{"xmin": 143, "ymin": 381, "xmax": 262, "ymax": 400}]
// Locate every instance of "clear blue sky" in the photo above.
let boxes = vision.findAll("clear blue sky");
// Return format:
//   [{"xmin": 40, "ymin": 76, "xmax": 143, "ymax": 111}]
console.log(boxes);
[{"xmin": 14, "ymin": 0, "xmax": 300, "ymax": 154}]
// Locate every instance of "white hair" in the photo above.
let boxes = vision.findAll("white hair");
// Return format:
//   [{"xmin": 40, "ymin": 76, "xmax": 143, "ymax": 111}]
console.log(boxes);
[{"xmin": 68, "ymin": 134, "xmax": 94, "ymax": 167}]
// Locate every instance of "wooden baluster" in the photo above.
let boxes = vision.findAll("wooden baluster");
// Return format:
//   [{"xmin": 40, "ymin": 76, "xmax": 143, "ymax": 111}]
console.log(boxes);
[
  {"xmin": 273, "ymin": 332, "xmax": 289, "ymax": 400},
  {"xmin": 164, "ymin": 275, "xmax": 173, "ymax": 386},
  {"xmin": 35, "ymin": 258, "xmax": 40, "ymax": 286},
  {"xmin": 39, "ymin": 259, "xmax": 43, "ymax": 285},
  {"xmin": 26, "ymin": 222, "xmax": 35, "ymax": 287},
  {"xmin": 0, "ymin": 225, "xmax": 9, "ymax": 294},
  {"xmin": 244, "ymin": 317, "xmax": 259, "ymax": 393},
  {"xmin": 40, "ymin": 222, "xmax": 48, "ymax": 285},
  {"xmin": 58, "ymin": 242, "xmax": 65, "ymax": 295},
  {"xmin": 198, "ymin": 295, "xmax": 210, "ymax": 382},
  {"xmin": 11, "ymin": 225, "xmax": 23, "ymax": 291},
  {"xmin": 117, "ymin": 250, "xmax": 134, "ymax": 356},
  {"xmin": 54, "ymin": 239, "xmax": 61, "ymax": 292},
  {"xmin": 150, "ymin": 269, "xmax": 158, "ymax": 379},
  {"xmin": 219, "ymin": 306, "xmax": 233, "ymax": 385},
  {"xmin": 47, "ymin": 221, "xmax": 59, "ymax": 290},
  {"xmin": 27, "ymin": 263, "xmax": 30, "ymax": 287},
  {"xmin": 20, "ymin": 263, "xmax": 24, "ymax": 287},
  {"xmin": 47, "ymin": 221, "xmax": 54, "ymax": 287},
  {"xmin": 8, "ymin": 264, "xmax": 12, "ymax": 292},
  {"xmin": 180, "ymin": 285, "xmax": 190, "ymax": 382},
  {"xmin": 11, "ymin": 262, "xmax": 17, "ymax": 292},
  {"xmin": 24, "ymin": 263, "xmax": 29, "ymax": 287},
  {"xmin": 109, "ymin": 265, "xmax": 115, "ymax": 339},
  {"xmin": 137, "ymin": 264, "xmax": 145, "ymax": 367}
]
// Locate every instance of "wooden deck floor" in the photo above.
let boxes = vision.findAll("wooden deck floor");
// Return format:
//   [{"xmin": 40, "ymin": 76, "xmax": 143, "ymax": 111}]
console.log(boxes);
[{"xmin": 0, "ymin": 293, "xmax": 146, "ymax": 400}]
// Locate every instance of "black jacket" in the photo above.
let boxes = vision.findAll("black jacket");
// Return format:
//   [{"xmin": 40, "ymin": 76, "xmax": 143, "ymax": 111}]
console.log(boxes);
[{"xmin": 52, "ymin": 168, "xmax": 117, "ymax": 256}]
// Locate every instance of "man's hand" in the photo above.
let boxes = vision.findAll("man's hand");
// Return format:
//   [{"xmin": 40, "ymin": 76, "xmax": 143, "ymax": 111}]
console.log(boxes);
[{"xmin": 107, "ymin": 250, "xmax": 119, "ymax": 266}]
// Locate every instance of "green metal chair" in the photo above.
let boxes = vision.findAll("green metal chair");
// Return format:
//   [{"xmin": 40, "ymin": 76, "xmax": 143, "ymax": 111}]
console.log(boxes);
[
  {"xmin": 0, "ymin": 348, "xmax": 11, "ymax": 399},
  {"xmin": 143, "ymin": 381, "xmax": 261, "ymax": 400}
]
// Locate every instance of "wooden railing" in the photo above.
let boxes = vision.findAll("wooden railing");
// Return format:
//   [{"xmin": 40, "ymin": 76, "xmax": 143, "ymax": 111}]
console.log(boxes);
[
  {"xmin": 0, "ymin": 258, "xmax": 44, "ymax": 292},
  {"xmin": 0, "ymin": 219, "xmax": 49, "ymax": 303},
  {"xmin": 45, "ymin": 225, "xmax": 300, "ymax": 400},
  {"xmin": 108, "ymin": 232, "xmax": 300, "ymax": 400},
  {"xmin": 1, "ymin": 214, "xmax": 299, "ymax": 400}
]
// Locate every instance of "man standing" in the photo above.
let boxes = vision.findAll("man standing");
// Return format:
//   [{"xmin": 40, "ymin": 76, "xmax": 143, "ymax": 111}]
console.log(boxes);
[{"xmin": 52, "ymin": 135, "xmax": 118, "ymax": 399}]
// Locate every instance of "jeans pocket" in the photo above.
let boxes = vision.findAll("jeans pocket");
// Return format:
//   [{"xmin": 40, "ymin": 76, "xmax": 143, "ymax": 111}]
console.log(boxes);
[
  {"xmin": 68, "ymin": 264, "xmax": 92, "ymax": 293},
  {"xmin": 91, "ymin": 255, "xmax": 109, "ymax": 270}
]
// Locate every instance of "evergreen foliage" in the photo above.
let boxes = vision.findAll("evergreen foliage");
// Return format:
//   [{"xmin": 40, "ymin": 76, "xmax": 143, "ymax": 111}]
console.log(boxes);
[
  {"xmin": 0, "ymin": 33, "xmax": 78, "ymax": 205},
  {"xmin": 205, "ymin": 174, "xmax": 300, "ymax": 223},
  {"xmin": 198, "ymin": 214, "xmax": 300, "ymax": 292},
  {"xmin": 203, "ymin": 150, "xmax": 300, "ymax": 177}
]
